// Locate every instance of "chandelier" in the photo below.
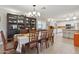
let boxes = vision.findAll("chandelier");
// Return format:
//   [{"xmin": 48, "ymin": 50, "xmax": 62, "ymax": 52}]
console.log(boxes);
[{"xmin": 27, "ymin": 5, "xmax": 40, "ymax": 17}]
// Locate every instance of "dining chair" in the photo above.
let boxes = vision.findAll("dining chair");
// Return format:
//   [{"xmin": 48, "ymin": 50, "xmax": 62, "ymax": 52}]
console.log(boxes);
[
  {"xmin": 51, "ymin": 29, "xmax": 54, "ymax": 45},
  {"xmin": 20, "ymin": 29, "xmax": 28, "ymax": 34},
  {"xmin": 47, "ymin": 29, "xmax": 54, "ymax": 47},
  {"xmin": 27, "ymin": 31, "xmax": 39, "ymax": 54},
  {"xmin": 0, "ymin": 31, "xmax": 15, "ymax": 54},
  {"xmin": 38, "ymin": 30, "xmax": 48, "ymax": 50}
]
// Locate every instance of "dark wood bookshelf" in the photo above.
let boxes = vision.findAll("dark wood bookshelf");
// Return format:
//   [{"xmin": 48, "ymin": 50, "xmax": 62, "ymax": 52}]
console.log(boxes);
[
  {"xmin": 25, "ymin": 17, "xmax": 36, "ymax": 31},
  {"xmin": 7, "ymin": 13, "xmax": 36, "ymax": 40}
]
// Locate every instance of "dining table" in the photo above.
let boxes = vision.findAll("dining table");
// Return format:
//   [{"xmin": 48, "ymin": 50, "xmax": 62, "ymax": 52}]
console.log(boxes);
[{"xmin": 14, "ymin": 32, "xmax": 42, "ymax": 53}]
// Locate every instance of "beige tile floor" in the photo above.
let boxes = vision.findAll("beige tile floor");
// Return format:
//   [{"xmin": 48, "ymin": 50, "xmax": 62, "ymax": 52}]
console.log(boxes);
[
  {"xmin": 0, "ymin": 33, "xmax": 79, "ymax": 54},
  {"xmin": 40, "ymin": 33, "xmax": 79, "ymax": 54}
]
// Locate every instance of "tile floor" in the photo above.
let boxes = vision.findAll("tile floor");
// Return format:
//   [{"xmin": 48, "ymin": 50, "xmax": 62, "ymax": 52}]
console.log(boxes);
[
  {"xmin": 41, "ymin": 33, "xmax": 79, "ymax": 54},
  {"xmin": 0, "ymin": 33, "xmax": 79, "ymax": 54}
]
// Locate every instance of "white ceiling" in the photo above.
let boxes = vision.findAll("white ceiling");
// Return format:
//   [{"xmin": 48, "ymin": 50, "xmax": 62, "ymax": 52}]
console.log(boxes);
[{"xmin": 0, "ymin": 5, "xmax": 79, "ymax": 20}]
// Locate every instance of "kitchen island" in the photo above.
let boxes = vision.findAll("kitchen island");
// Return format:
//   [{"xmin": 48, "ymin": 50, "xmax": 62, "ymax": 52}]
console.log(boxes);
[{"xmin": 63, "ymin": 29, "xmax": 79, "ymax": 39}]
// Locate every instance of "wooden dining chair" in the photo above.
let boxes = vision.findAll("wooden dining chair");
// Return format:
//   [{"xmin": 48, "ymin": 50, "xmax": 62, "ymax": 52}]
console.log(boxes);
[
  {"xmin": 20, "ymin": 29, "xmax": 28, "ymax": 34},
  {"xmin": 28, "ymin": 31, "xmax": 39, "ymax": 54},
  {"xmin": 51, "ymin": 29, "xmax": 54, "ymax": 45},
  {"xmin": 0, "ymin": 31, "xmax": 15, "ymax": 54},
  {"xmin": 50, "ymin": 29, "xmax": 54, "ymax": 45},
  {"xmin": 47, "ymin": 29, "xmax": 54, "ymax": 46},
  {"xmin": 38, "ymin": 30, "xmax": 48, "ymax": 49}
]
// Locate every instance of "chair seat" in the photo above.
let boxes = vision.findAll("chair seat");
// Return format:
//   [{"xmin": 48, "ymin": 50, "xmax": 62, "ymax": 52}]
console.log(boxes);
[
  {"xmin": 0, "ymin": 31, "xmax": 15, "ymax": 54},
  {"xmin": 29, "ymin": 43, "xmax": 37, "ymax": 48},
  {"xmin": 5, "ymin": 41, "xmax": 14, "ymax": 50},
  {"xmin": 3, "ymin": 41, "xmax": 14, "ymax": 52}
]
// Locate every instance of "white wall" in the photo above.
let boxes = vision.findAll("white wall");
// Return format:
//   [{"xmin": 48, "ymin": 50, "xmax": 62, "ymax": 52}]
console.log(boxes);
[
  {"xmin": 0, "ymin": 9, "xmax": 7, "ymax": 44},
  {"xmin": 0, "ymin": 8, "xmax": 24, "ymax": 45}
]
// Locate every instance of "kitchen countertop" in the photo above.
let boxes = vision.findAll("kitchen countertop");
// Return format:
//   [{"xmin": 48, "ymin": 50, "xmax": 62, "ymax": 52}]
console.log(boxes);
[{"xmin": 63, "ymin": 29, "xmax": 79, "ymax": 31}]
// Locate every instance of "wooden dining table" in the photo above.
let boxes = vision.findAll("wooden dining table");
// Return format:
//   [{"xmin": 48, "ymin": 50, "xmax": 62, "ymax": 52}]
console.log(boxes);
[
  {"xmin": 14, "ymin": 32, "xmax": 42, "ymax": 53},
  {"xmin": 14, "ymin": 34, "xmax": 29, "ymax": 53}
]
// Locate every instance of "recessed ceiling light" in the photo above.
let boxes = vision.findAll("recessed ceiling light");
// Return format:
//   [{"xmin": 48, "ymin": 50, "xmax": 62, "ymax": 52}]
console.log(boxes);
[
  {"xmin": 66, "ymin": 18, "xmax": 70, "ymax": 20},
  {"xmin": 73, "ymin": 16, "xmax": 77, "ymax": 19}
]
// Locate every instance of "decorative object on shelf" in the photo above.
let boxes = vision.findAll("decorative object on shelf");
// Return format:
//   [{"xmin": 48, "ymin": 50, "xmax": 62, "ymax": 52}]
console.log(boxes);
[{"xmin": 27, "ymin": 5, "xmax": 40, "ymax": 17}]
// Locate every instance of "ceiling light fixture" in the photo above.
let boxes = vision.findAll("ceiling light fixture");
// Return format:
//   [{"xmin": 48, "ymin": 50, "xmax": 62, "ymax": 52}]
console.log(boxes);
[
  {"xmin": 28, "ymin": 5, "xmax": 40, "ymax": 17},
  {"xmin": 66, "ymin": 18, "xmax": 70, "ymax": 20},
  {"xmin": 73, "ymin": 16, "xmax": 77, "ymax": 20}
]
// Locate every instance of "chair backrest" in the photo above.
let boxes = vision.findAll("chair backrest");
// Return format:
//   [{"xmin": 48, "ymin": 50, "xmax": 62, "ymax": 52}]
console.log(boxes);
[
  {"xmin": 47, "ymin": 29, "xmax": 53, "ymax": 38},
  {"xmin": 29, "ymin": 31, "xmax": 39, "ymax": 42},
  {"xmin": 41, "ymin": 30, "xmax": 47, "ymax": 39},
  {"xmin": 20, "ymin": 29, "xmax": 28, "ymax": 34},
  {"xmin": 30, "ymin": 29, "xmax": 36, "ymax": 33},
  {"xmin": 0, "ymin": 31, "xmax": 6, "ymax": 44}
]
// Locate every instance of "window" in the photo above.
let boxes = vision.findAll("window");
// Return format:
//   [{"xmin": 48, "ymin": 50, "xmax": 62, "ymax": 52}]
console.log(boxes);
[{"xmin": 37, "ymin": 21, "xmax": 46, "ymax": 29}]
